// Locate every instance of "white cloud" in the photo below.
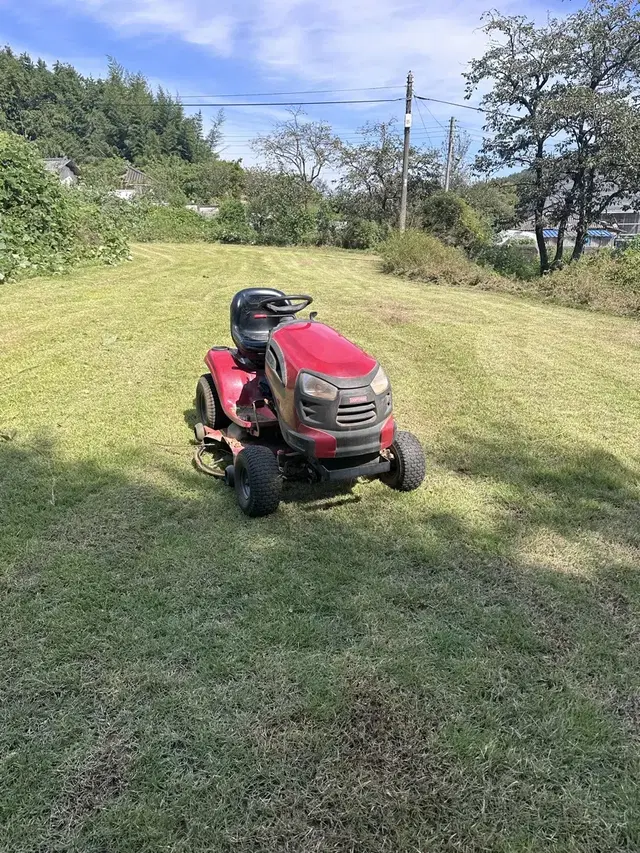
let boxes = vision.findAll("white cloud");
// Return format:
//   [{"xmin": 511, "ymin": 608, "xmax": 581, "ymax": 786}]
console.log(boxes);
[
  {"xmin": 34, "ymin": 0, "xmax": 551, "ymax": 159},
  {"xmin": 71, "ymin": 0, "xmax": 236, "ymax": 56},
  {"xmin": 51, "ymin": 0, "xmax": 502, "ymax": 97}
]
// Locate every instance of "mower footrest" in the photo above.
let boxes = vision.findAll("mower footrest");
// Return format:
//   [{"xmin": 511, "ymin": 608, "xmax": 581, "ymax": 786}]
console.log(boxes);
[{"xmin": 318, "ymin": 456, "xmax": 390, "ymax": 482}]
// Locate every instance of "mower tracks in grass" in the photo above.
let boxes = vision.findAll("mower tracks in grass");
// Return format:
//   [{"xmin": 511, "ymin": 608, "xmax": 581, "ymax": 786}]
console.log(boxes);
[{"xmin": 1, "ymin": 243, "xmax": 640, "ymax": 853}]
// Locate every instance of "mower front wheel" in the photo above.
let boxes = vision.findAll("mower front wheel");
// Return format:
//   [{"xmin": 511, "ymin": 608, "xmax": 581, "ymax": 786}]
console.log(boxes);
[
  {"xmin": 196, "ymin": 374, "xmax": 229, "ymax": 429},
  {"xmin": 381, "ymin": 430, "xmax": 426, "ymax": 492},
  {"xmin": 234, "ymin": 445, "xmax": 282, "ymax": 517}
]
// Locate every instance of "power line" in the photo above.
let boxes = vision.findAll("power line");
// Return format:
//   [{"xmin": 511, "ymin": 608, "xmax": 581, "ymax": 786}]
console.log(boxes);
[
  {"xmin": 219, "ymin": 128, "xmax": 448, "ymax": 141},
  {"xmin": 422, "ymin": 101, "xmax": 446, "ymax": 131},
  {"xmin": 415, "ymin": 93, "xmax": 520, "ymax": 119},
  {"xmin": 413, "ymin": 97, "xmax": 434, "ymax": 146},
  {"xmin": 104, "ymin": 96, "xmax": 404, "ymax": 107},
  {"xmin": 177, "ymin": 85, "xmax": 404, "ymax": 98},
  {"xmin": 415, "ymin": 93, "xmax": 486, "ymax": 113}
]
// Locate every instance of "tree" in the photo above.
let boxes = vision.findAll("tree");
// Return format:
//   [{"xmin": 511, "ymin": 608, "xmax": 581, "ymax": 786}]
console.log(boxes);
[
  {"xmin": 0, "ymin": 48, "xmax": 216, "ymax": 165},
  {"xmin": 466, "ymin": 1, "xmax": 640, "ymax": 273},
  {"xmin": 336, "ymin": 120, "xmax": 440, "ymax": 225},
  {"xmin": 461, "ymin": 180, "xmax": 519, "ymax": 231},
  {"xmin": 251, "ymin": 107, "xmax": 339, "ymax": 185},
  {"xmin": 465, "ymin": 14, "xmax": 563, "ymax": 272},
  {"xmin": 422, "ymin": 191, "xmax": 491, "ymax": 251},
  {"xmin": 205, "ymin": 109, "xmax": 225, "ymax": 154},
  {"xmin": 549, "ymin": 0, "xmax": 640, "ymax": 263},
  {"xmin": 145, "ymin": 156, "xmax": 244, "ymax": 204},
  {"xmin": 245, "ymin": 169, "xmax": 316, "ymax": 245}
]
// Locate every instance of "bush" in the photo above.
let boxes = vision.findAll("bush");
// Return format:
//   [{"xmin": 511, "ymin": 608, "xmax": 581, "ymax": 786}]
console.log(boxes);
[
  {"xmin": 313, "ymin": 201, "xmax": 341, "ymax": 246},
  {"xmin": 131, "ymin": 205, "xmax": 210, "ymax": 242},
  {"xmin": 145, "ymin": 157, "xmax": 244, "ymax": 205},
  {"xmin": 80, "ymin": 157, "xmax": 129, "ymax": 192},
  {"xmin": 341, "ymin": 218, "xmax": 385, "ymax": 250},
  {"xmin": 381, "ymin": 229, "xmax": 640, "ymax": 318},
  {"xmin": 246, "ymin": 171, "xmax": 315, "ymax": 246},
  {"xmin": 0, "ymin": 131, "xmax": 129, "ymax": 281},
  {"xmin": 379, "ymin": 230, "xmax": 502, "ymax": 289},
  {"xmin": 69, "ymin": 189, "xmax": 132, "ymax": 264},
  {"xmin": 208, "ymin": 199, "xmax": 256, "ymax": 244},
  {"xmin": 461, "ymin": 181, "xmax": 518, "ymax": 231},
  {"xmin": 422, "ymin": 191, "xmax": 492, "ymax": 252},
  {"xmin": 476, "ymin": 242, "xmax": 539, "ymax": 281},
  {"xmin": 0, "ymin": 131, "xmax": 76, "ymax": 280},
  {"xmin": 545, "ymin": 249, "xmax": 640, "ymax": 316}
]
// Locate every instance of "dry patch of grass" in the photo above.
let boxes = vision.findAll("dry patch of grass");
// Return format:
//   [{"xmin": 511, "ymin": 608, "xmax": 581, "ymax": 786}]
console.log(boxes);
[{"xmin": 50, "ymin": 728, "xmax": 136, "ymax": 837}]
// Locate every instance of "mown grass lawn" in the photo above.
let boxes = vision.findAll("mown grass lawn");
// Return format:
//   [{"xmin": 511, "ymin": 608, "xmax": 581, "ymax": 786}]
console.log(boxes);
[{"xmin": 1, "ymin": 243, "xmax": 639, "ymax": 852}]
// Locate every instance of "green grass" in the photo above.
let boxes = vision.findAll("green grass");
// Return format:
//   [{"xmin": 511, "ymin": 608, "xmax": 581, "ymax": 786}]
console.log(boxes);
[{"xmin": 1, "ymin": 243, "xmax": 639, "ymax": 852}]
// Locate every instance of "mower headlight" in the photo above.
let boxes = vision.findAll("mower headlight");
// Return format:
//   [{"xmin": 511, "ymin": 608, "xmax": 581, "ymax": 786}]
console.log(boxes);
[
  {"xmin": 370, "ymin": 366, "xmax": 389, "ymax": 395},
  {"xmin": 299, "ymin": 373, "xmax": 338, "ymax": 401}
]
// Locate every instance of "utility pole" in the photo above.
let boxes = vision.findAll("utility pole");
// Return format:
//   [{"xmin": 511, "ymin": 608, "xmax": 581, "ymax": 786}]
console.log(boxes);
[
  {"xmin": 398, "ymin": 70, "xmax": 413, "ymax": 231},
  {"xmin": 444, "ymin": 116, "xmax": 455, "ymax": 192}
]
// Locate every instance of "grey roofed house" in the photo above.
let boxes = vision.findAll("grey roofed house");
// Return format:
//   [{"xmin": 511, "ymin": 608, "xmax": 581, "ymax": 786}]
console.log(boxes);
[
  {"xmin": 122, "ymin": 165, "xmax": 154, "ymax": 193},
  {"xmin": 43, "ymin": 157, "xmax": 80, "ymax": 186}
]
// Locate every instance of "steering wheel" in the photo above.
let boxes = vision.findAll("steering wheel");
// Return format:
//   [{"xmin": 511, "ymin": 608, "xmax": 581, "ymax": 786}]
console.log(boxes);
[{"xmin": 258, "ymin": 294, "xmax": 313, "ymax": 315}]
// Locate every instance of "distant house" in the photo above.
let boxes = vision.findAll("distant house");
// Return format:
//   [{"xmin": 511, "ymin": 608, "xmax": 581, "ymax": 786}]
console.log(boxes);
[
  {"xmin": 111, "ymin": 189, "xmax": 138, "ymax": 201},
  {"xmin": 185, "ymin": 203, "xmax": 219, "ymax": 218},
  {"xmin": 541, "ymin": 228, "xmax": 616, "ymax": 250},
  {"xmin": 43, "ymin": 157, "xmax": 80, "ymax": 186},
  {"xmin": 122, "ymin": 165, "xmax": 153, "ymax": 196},
  {"xmin": 500, "ymin": 222, "xmax": 616, "ymax": 251}
]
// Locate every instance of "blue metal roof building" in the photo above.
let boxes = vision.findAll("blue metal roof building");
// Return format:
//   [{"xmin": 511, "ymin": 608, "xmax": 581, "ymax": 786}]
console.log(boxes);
[{"xmin": 542, "ymin": 228, "xmax": 614, "ymax": 239}]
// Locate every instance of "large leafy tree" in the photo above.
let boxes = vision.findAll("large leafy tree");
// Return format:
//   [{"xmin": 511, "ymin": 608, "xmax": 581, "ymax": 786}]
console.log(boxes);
[
  {"xmin": 336, "ymin": 120, "xmax": 440, "ymax": 225},
  {"xmin": 466, "ymin": 0, "xmax": 640, "ymax": 272},
  {"xmin": 245, "ymin": 169, "xmax": 316, "ymax": 245},
  {"xmin": 251, "ymin": 107, "xmax": 339, "ymax": 186},
  {"xmin": 461, "ymin": 180, "xmax": 519, "ymax": 231},
  {"xmin": 465, "ymin": 15, "xmax": 564, "ymax": 271}
]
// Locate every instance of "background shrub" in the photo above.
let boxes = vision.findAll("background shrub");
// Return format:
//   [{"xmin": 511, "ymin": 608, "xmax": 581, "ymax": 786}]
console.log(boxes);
[
  {"xmin": 0, "ymin": 131, "xmax": 76, "ymax": 280},
  {"xmin": 475, "ymin": 242, "xmax": 539, "ymax": 281},
  {"xmin": 312, "ymin": 201, "xmax": 342, "ymax": 246},
  {"xmin": 0, "ymin": 131, "xmax": 130, "ymax": 281},
  {"xmin": 130, "ymin": 205, "xmax": 210, "ymax": 242},
  {"xmin": 341, "ymin": 218, "xmax": 385, "ymax": 250},
  {"xmin": 246, "ymin": 171, "xmax": 315, "ymax": 246},
  {"xmin": 381, "ymin": 228, "xmax": 640, "ymax": 317},
  {"xmin": 545, "ymin": 248, "xmax": 640, "ymax": 316},
  {"xmin": 68, "ymin": 189, "xmax": 132, "ymax": 264},
  {"xmin": 379, "ymin": 229, "xmax": 503, "ymax": 289},
  {"xmin": 208, "ymin": 199, "xmax": 256, "ymax": 244},
  {"xmin": 422, "ymin": 191, "xmax": 492, "ymax": 253}
]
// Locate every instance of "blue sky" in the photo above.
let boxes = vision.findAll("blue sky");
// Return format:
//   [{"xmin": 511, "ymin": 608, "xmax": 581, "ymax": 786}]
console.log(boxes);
[{"xmin": 0, "ymin": 0, "xmax": 563, "ymax": 165}]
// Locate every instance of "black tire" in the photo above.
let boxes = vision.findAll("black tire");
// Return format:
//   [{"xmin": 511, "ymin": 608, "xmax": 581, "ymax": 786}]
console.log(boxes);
[
  {"xmin": 234, "ymin": 445, "xmax": 282, "ymax": 517},
  {"xmin": 381, "ymin": 430, "xmax": 425, "ymax": 491},
  {"xmin": 195, "ymin": 374, "xmax": 229, "ymax": 429}
]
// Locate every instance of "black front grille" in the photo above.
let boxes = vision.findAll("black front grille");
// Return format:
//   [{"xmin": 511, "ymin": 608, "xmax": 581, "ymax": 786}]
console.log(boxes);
[{"xmin": 336, "ymin": 399, "xmax": 376, "ymax": 426}]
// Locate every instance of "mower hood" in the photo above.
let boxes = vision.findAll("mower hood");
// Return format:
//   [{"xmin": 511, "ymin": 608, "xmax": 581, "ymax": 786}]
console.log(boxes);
[{"xmin": 271, "ymin": 320, "xmax": 377, "ymax": 381}]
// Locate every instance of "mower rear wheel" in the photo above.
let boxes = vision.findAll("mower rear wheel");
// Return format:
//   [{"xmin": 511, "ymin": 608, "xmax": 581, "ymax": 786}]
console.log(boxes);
[
  {"xmin": 234, "ymin": 445, "xmax": 282, "ymax": 517},
  {"xmin": 196, "ymin": 374, "xmax": 229, "ymax": 429},
  {"xmin": 381, "ymin": 430, "xmax": 425, "ymax": 492}
]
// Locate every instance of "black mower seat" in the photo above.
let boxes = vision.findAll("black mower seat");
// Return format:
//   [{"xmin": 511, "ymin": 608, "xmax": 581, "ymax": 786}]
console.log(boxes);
[{"xmin": 230, "ymin": 287, "xmax": 287, "ymax": 355}]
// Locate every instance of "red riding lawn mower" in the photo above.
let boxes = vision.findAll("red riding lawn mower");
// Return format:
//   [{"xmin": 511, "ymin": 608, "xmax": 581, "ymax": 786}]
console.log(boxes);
[{"xmin": 193, "ymin": 288, "xmax": 426, "ymax": 516}]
